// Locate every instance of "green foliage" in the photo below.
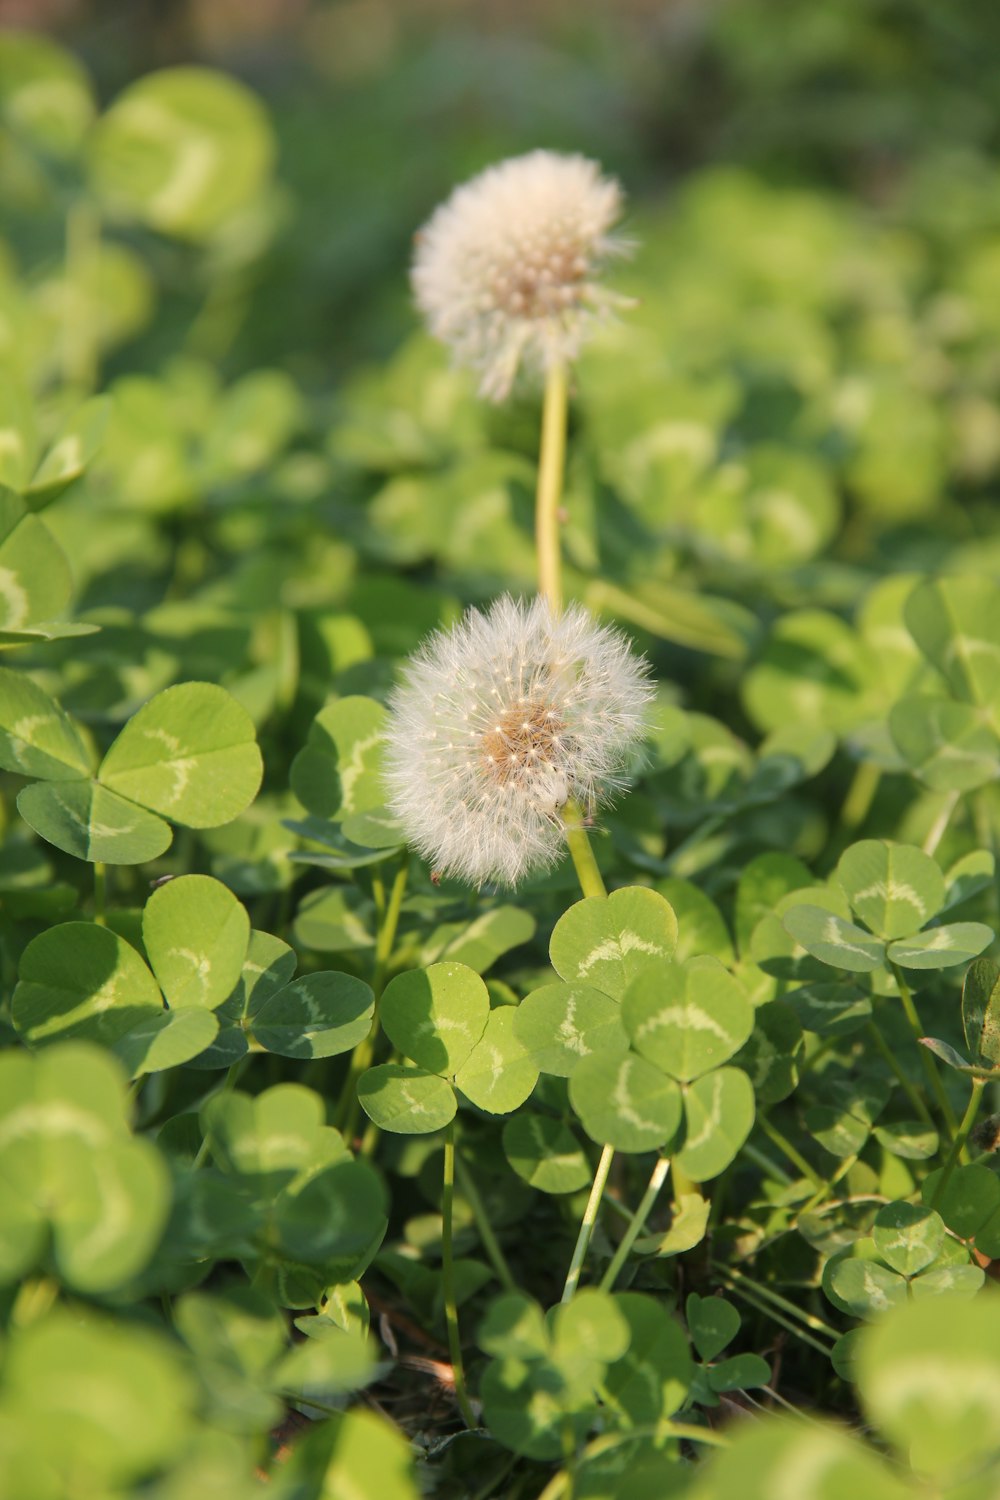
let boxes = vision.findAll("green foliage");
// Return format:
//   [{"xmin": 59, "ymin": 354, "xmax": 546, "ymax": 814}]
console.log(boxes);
[{"xmin": 3, "ymin": 13, "xmax": 1000, "ymax": 1499}]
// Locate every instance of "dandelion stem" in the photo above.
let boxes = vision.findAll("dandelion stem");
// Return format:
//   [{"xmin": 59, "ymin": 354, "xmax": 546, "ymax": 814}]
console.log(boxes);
[
  {"xmin": 561, "ymin": 1143, "xmax": 615, "ymax": 1302},
  {"xmin": 442, "ymin": 1119, "xmax": 477, "ymax": 1428},
  {"xmin": 599, "ymin": 1155, "xmax": 670, "ymax": 1292},
  {"xmin": 562, "ymin": 799, "xmax": 606, "ymax": 899},
  {"xmin": 535, "ymin": 359, "xmax": 569, "ymax": 612}
]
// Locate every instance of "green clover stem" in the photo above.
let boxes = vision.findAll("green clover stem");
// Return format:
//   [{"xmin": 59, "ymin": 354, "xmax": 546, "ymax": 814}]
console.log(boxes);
[
  {"xmin": 336, "ymin": 853, "xmax": 409, "ymax": 1138},
  {"xmin": 455, "ymin": 1154, "xmax": 517, "ymax": 1293},
  {"xmin": 599, "ymin": 1155, "xmax": 671, "ymax": 1292},
  {"xmin": 932, "ymin": 1077, "xmax": 986, "ymax": 1208},
  {"xmin": 561, "ymin": 799, "xmax": 606, "ymax": 900},
  {"xmin": 558, "ymin": 804, "xmax": 612, "ymax": 1301},
  {"xmin": 756, "ymin": 1113, "xmax": 824, "ymax": 1190},
  {"xmin": 840, "ymin": 760, "xmax": 882, "ymax": 837},
  {"xmin": 922, "ymin": 788, "xmax": 961, "ymax": 857},
  {"xmin": 669, "ymin": 1161, "xmax": 701, "ymax": 1204},
  {"xmin": 191, "ymin": 1058, "xmax": 247, "ymax": 1170},
  {"xmin": 93, "ymin": 861, "xmax": 107, "ymax": 926},
  {"xmin": 535, "ymin": 359, "xmax": 569, "ymax": 613},
  {"xmin": 536, "ymin": 1423, "xmax": 728, "ymax": 1500},
  {"xmin": 372, "ymin": 852, "xmax": 410, "ymax": 996},
  {"xmin": 560, "ymin": 1143, "xmax": 615, "ymax": 1303},
  {"xmin": 714, "ymin": 1263, "xmax": 839, "ymax": 1349},
  {"xmin": 864, "ymin": 1019, "xmax": 935, "ymax": 1128},
  {"xmin": 442, "ymin": 1118, "xmax": 477, "ymax": 1428},
  {"xmin": 890, "ymin": 962, "xmax": 959, "ymax": 1138}
]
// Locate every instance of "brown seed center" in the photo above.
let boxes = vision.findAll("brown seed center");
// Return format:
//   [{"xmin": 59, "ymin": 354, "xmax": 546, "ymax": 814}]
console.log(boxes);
[{"xmin": 480, "ymin": 700, "xmax": 564, "ymax": 784}]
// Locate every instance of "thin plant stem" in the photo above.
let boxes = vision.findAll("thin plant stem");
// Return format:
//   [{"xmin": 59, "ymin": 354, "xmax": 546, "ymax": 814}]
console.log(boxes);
[
  {"xmin": 371, "ymin": 871, "xmax": 387, "ymax": 926},
  {"xmin": 442, "ymin": 1119, "xmax": 477, "ymax": 1428},
  {"xmin": 890, "ymin": 962, "xmax": 958, "ymax": 1138},
  {"xmin": 373, "ymin": 853, "xmax": 409, "ymax": 995},
  {"xmin": 840, "ymin": 760, "xmax": 882, "ymax": 836},
  {"xmin": 864, "ymin": 1019, "xmax": 935, "ymax": 1128},
  {"xmin": 932, "ymin": 1078, "xmax": 986, "ymax": 1207},
  {"xmin": 923, "ymin": 789, "xmax": 960, "ymax": 857},
  {"xmin": 560, "ymin": 1416, "xmax": 577, "ymax": 1500},
  {"xmin": 714, "ymin": 1263, "xmax": 839, "ymax": 1344},
  {"xmin": 741, "ymin": 1140, "xmax": 793, "ymax": 1187},
  {"xmin": 756, "ymin": 1113, "xmax": 823, "ymax": 1190},
  {"xmin": 599, "ymin": 1156, "xmax": 671, "ymax": 1292},
  {"xmin": 337, "ymin": 854, "xmax": 410, "ymax": 1136},
  {"xmin": 469, "ymin": 1453, "xmax": 519, "ymax": 1500},
  {"xmin": 796, "ymin": 1152, "xmax": 859, "ymax": 1219},
  {"xmin": 670, "ymin": 1161, "xmax": 701, "ymax": 1204},
  {"xmin": 192, "ymin": 1058, "xmax": 246, "ymax": 1170},
  {"xmin": 561, "ymin": 799, "xmax": 606, "ymax": 899},
  {"xmin": 716, "ymin": 1275, "xmax": 835, "ymax": 1358},
  {"xmin": 535, "ymin": 360, "xmax": 569, "ymax": 612},
  {"xmin": 455, "ymin": 1156, "xmax": 516, "ymax": 1292},
  {"xmin": 536, "ymin": 1422, "xmax": 728, "ymax": 1498},
  {"xmin": 561, "ymin": 1144, "xmax": 615, "ymax": 1303},
  {"xmin": 795, "ymin": 1032, "xmax": 840, "ymax": 1081},
  {"xmin": 93, "ymin": 861, "xmax": 107, "ymax": 926}
]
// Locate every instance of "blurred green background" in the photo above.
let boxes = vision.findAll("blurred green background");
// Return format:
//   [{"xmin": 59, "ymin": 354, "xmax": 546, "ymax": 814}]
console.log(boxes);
[
  {"xmin": 8, "ymin": 0, "xmax": 1000, "ymax": 378},
  {"xmin": 4, "ymin": 0, "xmax": 1000, "ymax": 863}
]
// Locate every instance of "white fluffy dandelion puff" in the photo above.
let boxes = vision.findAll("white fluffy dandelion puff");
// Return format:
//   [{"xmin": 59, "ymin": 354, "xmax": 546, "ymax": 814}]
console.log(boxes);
[
  {"xmin": 412, "ymin": 150, "xmax": 631, "ymax": 401},
  {"xmin": 383, "ymin": 596, "xmax": 653, "ymax": 889}
]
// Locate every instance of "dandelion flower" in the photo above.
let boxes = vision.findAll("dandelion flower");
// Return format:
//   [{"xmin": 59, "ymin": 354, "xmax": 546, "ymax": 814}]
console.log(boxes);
[
  {"xmin": 384, "ymin": 595, "xmax": 652, "ymax": 888},
  {"xmin": 412, "ymin": 150, "xmax": 630, "ymax": 401}
]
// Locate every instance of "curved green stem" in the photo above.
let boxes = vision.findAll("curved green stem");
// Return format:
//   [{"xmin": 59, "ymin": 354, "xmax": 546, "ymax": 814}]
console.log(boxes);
[
  {"xmin": 562, "ymin": 800, "xmax": 606, "ymax": 899},
  {"xmin": 932, "ymin": 1078, "xmax": 986, "ymax": 1207},
  {"xmin": 561, "ymin": 1143, "xmax": 615, "ymax": 1303},
  {"xmin": 536, "ymin": 1422, "xmax": 727, "ymax": 1500},
  {"xmin": 93, "ymin": 861, "xmax": 107, "ymax": 926},
  {"xmin": 864, "ymin": 1019, "xmax": 935, "ymax": 1128},
  {"xmin": 442, "ymin": 1119, "xmax": 477, "ymax": 1428},
  {"xmin": 756, "ymin": 1113, "xmax": 823, "ymax": 1190},
  {"xmin": 923, "ymin": 789, "xmax": 960, "ymax": 857},
  {"xmin": 337, "ymin": 854, "xmax": 409, "ymax": 1137},
  {"xmin": 714, "ymin": 1263, "xmax": 838, "ymax": 1349},
  {"xmin": 192, "ymin": 1058, "xmax": 247, "ymax": 1170},
  {"xmin": 535, "ymin": 360, "xmax": 569, "ymax": 613},
  {"xmin": 599, "ymin": 1156, "xmax": 670, "ymax": 1292},
  {"xmin": 891, "ymin": 963, "xmax": 958, "ymax": 1138},
  {"xmin": 456, "ymin": 1155, "xmax": 516, "ymax": 1292},
  {"xmin": 840, "ymin": 761, "xmax": 882, "ymax": 837}
]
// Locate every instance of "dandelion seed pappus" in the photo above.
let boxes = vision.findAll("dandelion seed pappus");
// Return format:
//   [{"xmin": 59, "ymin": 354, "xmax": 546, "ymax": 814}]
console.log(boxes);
[
  {"xmin": 383, "ymin": 595, "xmax": 651, "ymax": 888},
  {"xmin": 412, "ymin": 150, "xmax": 631, "ymax": 400}
]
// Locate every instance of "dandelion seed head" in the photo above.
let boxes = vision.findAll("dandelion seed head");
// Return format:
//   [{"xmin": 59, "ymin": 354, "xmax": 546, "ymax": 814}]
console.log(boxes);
[
  {"xmin": 412, "ymin": 150, "xmax": 630, "ymax": 401},
  {"xmin": 384, "ymin": 596, "xmax": 652, "ymax": 888}
]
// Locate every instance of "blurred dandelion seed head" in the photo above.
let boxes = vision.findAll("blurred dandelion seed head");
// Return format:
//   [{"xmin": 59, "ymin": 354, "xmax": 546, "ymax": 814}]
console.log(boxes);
[
  {"xmin": 384, "ymin": 595, "xmax": 652, "ymax": 888},
  {"xmin": 412, "ymin": 150, "xmax": 630, "ymax": 401}
]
